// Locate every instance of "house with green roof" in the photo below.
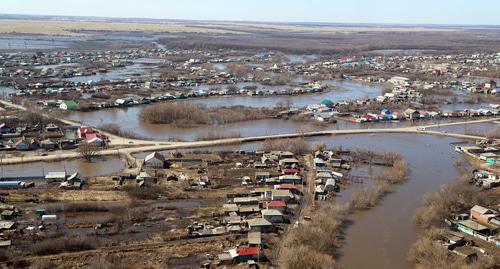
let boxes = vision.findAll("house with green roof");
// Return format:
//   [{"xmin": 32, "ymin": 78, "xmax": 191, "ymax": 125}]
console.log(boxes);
[{"xmin": 60, "ymin": 100, "xmax": 77, "ymax": 110}]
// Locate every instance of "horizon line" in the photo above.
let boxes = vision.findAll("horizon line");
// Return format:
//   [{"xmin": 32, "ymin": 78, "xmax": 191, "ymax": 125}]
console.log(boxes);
[{"xmin": 1, "ymin": 12, "xmax": 499, "ymax": 28}]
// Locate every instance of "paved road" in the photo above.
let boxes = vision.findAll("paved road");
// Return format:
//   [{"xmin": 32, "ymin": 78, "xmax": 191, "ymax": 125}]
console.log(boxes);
[{"xmin": 0, "ymin": 100, "xmax": 497, "ymax": 164}]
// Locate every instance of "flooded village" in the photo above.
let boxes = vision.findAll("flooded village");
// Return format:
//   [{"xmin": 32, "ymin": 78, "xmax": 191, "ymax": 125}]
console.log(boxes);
[{"xmin": 0, "ymin": 7, "xmax": 499, "ymax": 269}]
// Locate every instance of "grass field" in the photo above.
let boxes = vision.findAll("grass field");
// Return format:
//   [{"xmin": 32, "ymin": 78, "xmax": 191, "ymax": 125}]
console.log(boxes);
[
  {"xmin": 0, "ymin": 19, "xmax": 465, "ymax": 36},
  {"xmin": 0, "ymin": 19, "xmax": 245, "ymax": 35},
  {"xmin": 202, "ymin": 22, "xmax": 462, "ymax": 33}
]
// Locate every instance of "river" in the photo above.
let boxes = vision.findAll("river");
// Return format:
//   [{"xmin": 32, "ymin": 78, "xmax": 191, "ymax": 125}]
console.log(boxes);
[{"xmin": 305, "ymin": 134, "xmax": 462, "ymax": 269}]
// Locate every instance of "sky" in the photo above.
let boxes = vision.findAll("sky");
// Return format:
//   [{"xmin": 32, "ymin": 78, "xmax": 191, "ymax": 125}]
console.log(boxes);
[{"xmin": 1, "ymin": 0, "xmax": 499, "ymax": 25}]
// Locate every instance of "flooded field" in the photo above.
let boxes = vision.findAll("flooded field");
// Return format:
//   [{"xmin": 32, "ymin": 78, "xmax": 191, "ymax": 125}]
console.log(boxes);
[
  {"xmin": 67, "ymin": 99, "xmax": 466, "ymax": 142},
  {"xmin": 0, "ymin": 35, "xmax": 75, "ymax": 50},
  {"xmin": 63, "ymin": 58, "xmax": 163, "ymax": 83},
  {"xmin": 188, "ymin": 80, "xmax": 382, "ymax": 107},
  {"xmin": 429, "ymin": 121, "xmax": 498, "ymax": 135},
  {"xmin": 0, "ymin": 86, "xmax": 15, "ymax": 99},
  {"xmin": 0, "ymin": 156, "xmax": 126, "ymax": 178}
]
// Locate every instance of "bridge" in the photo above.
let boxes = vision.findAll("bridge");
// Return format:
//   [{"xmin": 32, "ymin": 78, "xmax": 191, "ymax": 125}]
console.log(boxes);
[{"xmin": 0, "ymin": 100, "xmax": 497, "ymax": 164}]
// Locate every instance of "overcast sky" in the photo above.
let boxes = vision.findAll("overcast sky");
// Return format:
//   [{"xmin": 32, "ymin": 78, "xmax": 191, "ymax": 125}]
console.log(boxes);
[{"xmin": 2, "ymin": 0, "xmax": 499, "ymax": 25}]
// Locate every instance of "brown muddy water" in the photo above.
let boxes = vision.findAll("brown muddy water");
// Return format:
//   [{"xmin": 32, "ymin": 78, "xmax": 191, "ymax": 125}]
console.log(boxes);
[
  {"xmin": 306, "ymin": 134, "xmax": 463, "ymax": 269},
  {"xmin": 67, "ymin": 106, "xmax": 462, "ymax": 143},
  {"xmin": 0, "ymin": 156, "xmax": 126, "ymax": 178}
]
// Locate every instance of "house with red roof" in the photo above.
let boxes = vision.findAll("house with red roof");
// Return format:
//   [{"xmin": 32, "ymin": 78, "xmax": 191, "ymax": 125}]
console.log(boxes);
[
  {"xmin": 282, "ymin": 167, "xmax": 299, "ymax": 175},
  {"xmin": 266, "ymin": 200, "xmax": 287, "ymax": 213},
  {"xmin": 228, "ymin": 247, "xmax": 261, "ymax": 262},
  {"xmin": 274, "ymin": 184, "xmax": 299, "ymax": 194}
]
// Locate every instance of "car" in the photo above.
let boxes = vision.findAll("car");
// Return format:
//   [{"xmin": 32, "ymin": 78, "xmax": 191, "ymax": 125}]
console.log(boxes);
[{"xmin": 417, "ymin": 127, "xmax": 426, "ymax": 131}]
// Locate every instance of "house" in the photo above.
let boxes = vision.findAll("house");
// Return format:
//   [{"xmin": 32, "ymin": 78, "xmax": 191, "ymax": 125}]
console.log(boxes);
[
  {"xmin": 324, "ymin": 178, "xmax": 337, "ymax": 193},
  {"xmin": 0, "ymin": 123, "xmax": 11, "ymax": 134},
  {"xmin": 233, "ymin": 197, "xmax": 259, "ymax": 206},
  {"xmin": 1, "ymin": 210, "xmax": 15, "ymax": 220},
  {"xmin": 315, "ymin": 185, "xmax": 326, "ymax": 199},
  {"xmin": 261, "ymin": 209, "xmax": 284, "ymax": 223},
  {"xmin": 45, "ymin": 172, "xmax": 66, "ymax": 182},
  {"xmin": 224, "ymin": 215, "xmax": 243, "ymax": 226},
  {"xmin": 274, "ymin": 184, "xmax": 299, "ymax": 194},
  {"xmin": 247, "ymin": 218, "xmax": 273, "ymax": 232},
  {"xmin": 45, "ymin": 123, "xmax": 61, "ymax": 132},
  {"xmin": 453, "ymin": 219, "xmax": 493, "ymax": 236},
  {"xmin": 278, "ymin": 151, "xmax": 295, "ymax": 159},
  {"xmin": 223, "ymin": 204, "xmax": 239, "ymax": 215},
  {"xmin": 59, "ymin": 139, "xmax": 78, "ymax": 150},
  {"xmin": 60, "ymin": 100, "xmax": 77, "ymax": 110},
  {"xmin": 77, "ymin": 126, "xmax": 96, "ymax": 139},
  {"xmin": 239, "ymin": 205, "xmax": 261, "ymax": 215},
  {"xmin": 271, "ymin": 189, "xmax": 294, "ymax": 202},
  {"xmin": 14, "ymin": 138, "xmax": 31, "ymax": 151},
  {"xmin": 389, "ymin": 76, "xmax": 410, "ymax": 86},
  {"xmin": 278, "ymin": 174, "xmax": 302, "ymax": 184},
  {"xmin": 282, "ymin": 168, "xmax": 300, "ymax": 175},
  {"xmin": 86, "ymin": 135, "xmax": 104, "ymax": 146},
  {"xmin": 278, "ymin": 158, "xmax": 300, "ymax": 168},
  {"xmin": 40, "ymin": 138, "xmax": 57, "ymax": 150},
  {"xmin": 255, "ymin": 172, "xmax": 271, "ymax": 181},
  {"xmin": 136, "ymin": 172, "xmax": 156, "ymax": 184},
  {"xmin": 266, "ymin": 200, "xmax": 287, "ymax": 213},
  {"xmin": 404, "ymin": 109, "xmax": 420, "ymax": 120},
  {"xmin": 59, "ymin": 173, "xmax": 85, "ymax": 189},
  {"xmin": 143, "ymin": 152, "xmax": 166, "ymax": 168},
  {"xmin": 313, "ymin": 158, "xmax": 326, "ymax": 168},
  {"xmin": 470, "ymin": 205, "xmax": 498, "ymax": 224},
  {"xmin": 248, "ymin": 232, "xmax": 262, "ymax": 247},
  {"xmin": 229, "ymin": 247, "xmax": 261, "ymax": 262},
  {"xmin": 0, "ymin": 221, "xmax": 15, "ymax": 231}
]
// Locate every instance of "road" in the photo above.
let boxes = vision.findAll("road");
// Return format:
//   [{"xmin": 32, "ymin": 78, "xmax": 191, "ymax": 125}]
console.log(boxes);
[{"xmin": 0, "ymin": 100, "xmax": 497, "ymax": 164}]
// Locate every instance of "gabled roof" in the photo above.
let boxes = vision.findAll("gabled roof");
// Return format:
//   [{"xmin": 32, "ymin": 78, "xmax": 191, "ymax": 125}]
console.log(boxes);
[
  {"xmin": 471, "ymin": 205, "xmax": 495, "ymax": 215},
  {"xmin": 236, "ymin": 247, "xmax": 260, "ymax": 256},
  {"xmin": 145, "ymin": 152, "xmax": 165, "ymax": 162},
  {"xmin": 247, "ymin": 218, "xmax": 272, "ymax": 227},
  {"xmin": 261, "ymin": 209, "xmax": 283, "ymax": 216},
  {"xmin": 267, "ymin": 200, "xmax": 286, "ymax": 208}
]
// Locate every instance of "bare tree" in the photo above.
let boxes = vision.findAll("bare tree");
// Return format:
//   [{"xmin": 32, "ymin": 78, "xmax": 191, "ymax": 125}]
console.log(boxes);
[{"xmin": 78, "ymin": 143, "xmax": 101, "ymax": 162}]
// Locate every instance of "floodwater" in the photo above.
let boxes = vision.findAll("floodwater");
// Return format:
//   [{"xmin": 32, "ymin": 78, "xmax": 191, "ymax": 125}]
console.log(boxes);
[
  {"xmin": 67, "ymin": 100, "xmax": 466, "ymax": 142},
  {"xmin": 305, "ymin": 134, "xmax": 462, "ymax": 269},
  {"xmin": 0, "ymin": 86, "xmax": 15, "ymax": 99},
  {"xmin": 0, "ymin": 35, "xmax": 75, "ymax": 50},
  {"xmin": 0, "ymin": 156, "xmax": 125, "ymax": 178},
  {"xmin": 430, "ymin": 121, "xmax": 498, "ymax": 135},
  {"xmin": 66, "ymin": 80, "xmax": 383, "ymax": 140},
  {"xmin": 67, "ymin": 107, "xmax": 322, "ymax": 141},
  {"xmin": 440, "ymin": 102, "xmax": 492, "ymax": 111},
  {"xmin": 190, "ymin": 80, "xmax": 382, "ymax": 108},
  {"xmin": 335, "ymin": 165, "xmax": 384, "ymax": 204},
  {"xmin": 63, "ymin": 58, "xmax": 162, "ymax": 83}
]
